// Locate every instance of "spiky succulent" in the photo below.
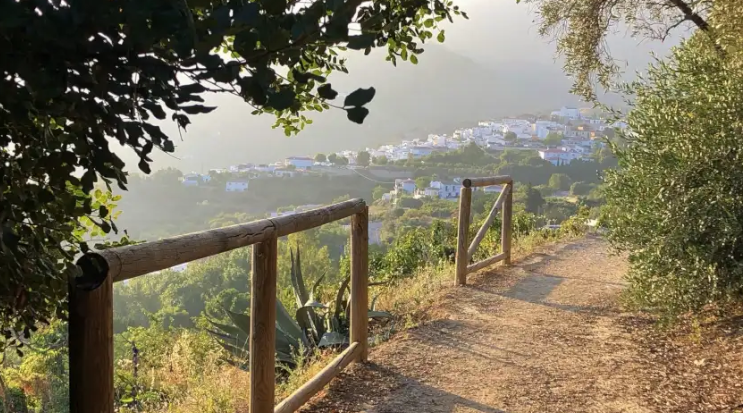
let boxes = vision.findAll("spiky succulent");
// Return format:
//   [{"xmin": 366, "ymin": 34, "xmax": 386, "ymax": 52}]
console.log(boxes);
[{"xmin": 208, "ymin": 246, "xmax": 391, "ymax": 366}]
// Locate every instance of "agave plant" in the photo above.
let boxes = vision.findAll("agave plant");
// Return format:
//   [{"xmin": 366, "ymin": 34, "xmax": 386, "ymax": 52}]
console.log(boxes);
[{"xmin": 208, "ymin": 246, "xmax": 391, "ymax": 366}]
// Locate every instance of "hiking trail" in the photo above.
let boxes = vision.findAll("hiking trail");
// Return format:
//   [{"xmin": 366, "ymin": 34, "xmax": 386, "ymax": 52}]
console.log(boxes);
[{"xmin": 303, "ymin": 236, "xmax": 743, "ymax": 413}]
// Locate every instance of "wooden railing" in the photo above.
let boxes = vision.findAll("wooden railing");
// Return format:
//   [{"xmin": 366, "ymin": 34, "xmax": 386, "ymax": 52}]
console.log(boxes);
[
  {"xmin": 69, "ymin": 199, "xmax": 369, "ymax": 413},
  {"xmin": 454, "ymin": 176, "xmax": 513, "ymax": 285}
]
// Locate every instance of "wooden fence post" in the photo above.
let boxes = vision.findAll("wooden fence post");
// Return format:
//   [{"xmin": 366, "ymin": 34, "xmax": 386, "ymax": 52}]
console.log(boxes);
[
  {"xmin": 350, "ymin": 207, "xmax": 369, "ymax": 361},
  {"xmin": 69, "ymin": 254, "xmax": 114, "ymax": 413},
  {"xmin": 250, "ymin": 235, "xmax": 278, "ymax": 413},
  {"xmin": 455, "ymin": 186, "xmax": 473, "ymax": 285},
  {"xmin": 502, "ymin": 184, "xmax": 513, "ymax": 265}
]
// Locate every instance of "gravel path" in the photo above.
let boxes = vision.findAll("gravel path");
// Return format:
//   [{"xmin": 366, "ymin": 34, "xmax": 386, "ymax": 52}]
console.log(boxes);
[{"xmin": 302, "ymin": 236, "xmax": 743, "ymax": 413}]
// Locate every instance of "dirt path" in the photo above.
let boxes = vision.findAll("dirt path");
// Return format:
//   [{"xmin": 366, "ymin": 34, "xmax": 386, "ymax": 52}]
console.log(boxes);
[{"xmin": 304, "ymin": 236, "xmax": 743, "ymax": 413}]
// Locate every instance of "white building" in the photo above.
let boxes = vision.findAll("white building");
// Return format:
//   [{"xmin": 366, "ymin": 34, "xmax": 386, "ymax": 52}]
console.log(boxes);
[
  {"xmin": 551, "ymin": 106, "xmax": 582, "ymax": 120},
  {"xmin": 285, "ymin": 156, "xmax": 314, "ymax": 169},
  {"xmin": 430, "ymin": 180, "xmax": 459, "ymax": 200},
  {"xmin": 395, "ymin": 179, "xmax": 416, "ymax": 194},
  {"xmin": 182, "ymin": 173, "xmax": 200, "ymax": 186},
  {"xmin": 254, "ymin": 164, "xmax": 276, "ymax": 173},
  {"xmin": 534, "ymin": 121, "xmax": 564, "ymax": 139},
  {"xmin": 538, "ymin": 148, "xmax": 584, "ymax": 165},
  {"xmin": 226, "ymin": 181, "xmax": 249, "ymax": 192}
]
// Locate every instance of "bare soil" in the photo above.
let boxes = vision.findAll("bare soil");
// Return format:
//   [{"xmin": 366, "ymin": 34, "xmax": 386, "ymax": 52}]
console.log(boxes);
[{"xmin": 302, "ymin": 236, "xmax": 743, "ymax": 413}]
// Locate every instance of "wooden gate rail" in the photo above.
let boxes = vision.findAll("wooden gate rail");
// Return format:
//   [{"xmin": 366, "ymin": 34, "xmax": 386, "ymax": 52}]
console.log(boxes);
[
  {"xmin": 70, "ymin": 198, "xmax": 369, "ymax": 413},
  {"xmin": 455, "ymin": 176, "xmax": 513, "ymax": 285}
]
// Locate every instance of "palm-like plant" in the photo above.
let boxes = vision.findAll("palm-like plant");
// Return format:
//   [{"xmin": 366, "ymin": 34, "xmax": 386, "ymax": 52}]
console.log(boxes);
[{"xmin": 208, "ymin": 247, "xmax": 391, "ymax": 366}]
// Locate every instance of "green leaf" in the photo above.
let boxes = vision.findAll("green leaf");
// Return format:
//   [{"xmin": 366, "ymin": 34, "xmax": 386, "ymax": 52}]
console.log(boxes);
[
  {"xmin": 317, "ymin": 84, "xmax": 338, "ymax": 100},
  {"xmin": 276, "ymin": 300, "xmax": 308, "ymax": 346},
  {"xmin": 345, "ymin": 106, "xmax": 370, "ymax": 124},
  {"xmin": 267, "ymin": 88, "xmax": 296, "ymax": 111},
  {"xmin": 410, "ymin": 54, "xmax": 419, "ymax": 65},
  {"xmin": 318, "ymin": 332, "xmax": 348, "ymax": 347},
  {"xmin": 226, "ymin": 310, "xmax": 251, "ymax": 333},
  {"xmin": 181, "ymin": 105, "xmax": 217, "ymax": 114},
  {"xmin": 344, "ymin": 87, "xmax": 376, "ymax": 108},
  {"xmin": 138, "ymin": 159, "xmax": 151, "ymax": 174},
  {"xmin": 347, "ymin": 34, "xmax": 376, "ymax": 50},
  {"xmin": 437, "ymin": 31, "xmax": 446, "ymax": 43},
  {"xmin": 368, "ymin": 310, "xmax": 393, "ymax": 319}
]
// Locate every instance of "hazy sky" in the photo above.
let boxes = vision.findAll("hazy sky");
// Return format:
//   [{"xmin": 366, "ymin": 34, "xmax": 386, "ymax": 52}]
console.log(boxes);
[{"xmin": 119, "ymin": 0, "xmax": 678, "ymax": 174}]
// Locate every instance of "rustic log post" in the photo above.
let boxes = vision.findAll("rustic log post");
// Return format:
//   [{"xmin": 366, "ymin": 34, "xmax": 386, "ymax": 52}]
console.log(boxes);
[
  {"xmin": 455, "ymin": 186, "xmax": 473, "ymax": 285},
  {"xmin": 69, "ymin": 254, "xmax": 114, "ymax": 413},
  {"xmin": 250, "ymin": 235, "xmax": 278, "ymax": 413},
  {"xmin": 350, "ymin": 207, "xmax": 369, "ymax": 361},
  {"xmin": 502, "ymin": 184, "xmax": 513, "ymax": 265}
]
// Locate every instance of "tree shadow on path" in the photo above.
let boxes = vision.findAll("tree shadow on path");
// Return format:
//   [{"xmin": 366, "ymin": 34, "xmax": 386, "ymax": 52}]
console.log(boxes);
[{"xmin": 303, "ymin": 362, "xmax": 510, "ymax": 413}]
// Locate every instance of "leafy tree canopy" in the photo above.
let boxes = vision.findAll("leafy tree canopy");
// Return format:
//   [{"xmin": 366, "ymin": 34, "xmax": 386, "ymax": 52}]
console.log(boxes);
[
  {"xmin": 548, "ymin": 173, "xmax": 572, "ymax": 191},
  {"xmin": 372, "ymin": 155, "xmax": 389, "ymax": 165},
  {"xmin": 604, "ymin": 32, "xmax": 743, "ymax": 318},
  {"xmin": 504, "ymin": 131, "xmax": 518, "ymax": 141},
  {"xmin": 314, "ymin": 153, "xmax": 327, "ymax": 163},
  {"xmin": 356, "ymin": 150, "xmax": 371, "ymax": 167},
  {"xmin": 526, "ymin": 0, "xmax": 725, "ymax": 100},
  {"xmin": 544, "ymin": 132, "xmax": 563, "ymax": 146},
  {"xmin": 0, "ymin": 0, "xmax": 466, "ymax": 349}
]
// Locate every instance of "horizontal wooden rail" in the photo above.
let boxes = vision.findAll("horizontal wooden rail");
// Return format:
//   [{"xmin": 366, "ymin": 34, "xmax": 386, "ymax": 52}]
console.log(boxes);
[
  {"xmin": 70, "ymin": 199, "xmax": 369, "ymax": 413},
  {"xmin": 83, "ymin": 198, "xmax": 365, "ymax": 283},
  {"xmin": 455, "ymin": 176, "xmax": 513, "ymax": 285},
  {"xmin": 462, "ymin": 176, "xmax": 513, "ymax": 188},
  {"xmin": 274, "ymin": 342, "xmax": 361, "ymax": 413},
  {"xmin": 467, "ymin": 252, "xmax": 507, "ymax": 273}
]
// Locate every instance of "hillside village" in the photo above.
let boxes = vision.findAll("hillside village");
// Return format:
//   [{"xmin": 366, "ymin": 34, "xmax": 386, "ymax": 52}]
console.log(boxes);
[{"xmin": 176, "ymin": 106, "xmax": 622, "ymax": 210}]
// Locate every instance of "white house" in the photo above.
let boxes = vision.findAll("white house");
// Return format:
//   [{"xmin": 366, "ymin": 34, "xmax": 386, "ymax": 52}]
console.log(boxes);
[
  {"xmin": 285, "ymin": 156, "xmax": 314, "ymax": 169},
  {"xmin": 551, "ymin": 106, "xmax": 582, "ymax": 120},
  {"xmin": 254, "ymin": 164, "xmax": 276, "ymax": 173},
  {"xmin": 226, "ymin": 181, "xmax": 249, "ymax": 192},
  {"xmin": 538, "ymin": 148, "xmax": 584, "ymax": 165},
  {"xmin": 395, "ymin": 179, "xmax": 416, "ymax": 194},
  {"xmin": 182, "ymin": 173, "xmax": 200, "ymax": 186},
  {"xmin": 430, "ymin": 180, "xmax": 459, "ymax": 200},
  {"xmin": 534, "ymin": 121, "xmax": 564, "ymax": 139},
  {"xmin": 410, "ymin": 146, "xmax": 434, "ymax": 158},
  {"xmin": 273, "ymin": 168, "xmax": 295, "ymax": 177}
]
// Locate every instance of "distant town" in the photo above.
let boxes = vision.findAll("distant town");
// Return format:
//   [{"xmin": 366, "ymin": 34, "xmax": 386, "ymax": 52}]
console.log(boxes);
[{"xmin": 178, "ymin": 106, "xmax": 624, "ymax": 208}]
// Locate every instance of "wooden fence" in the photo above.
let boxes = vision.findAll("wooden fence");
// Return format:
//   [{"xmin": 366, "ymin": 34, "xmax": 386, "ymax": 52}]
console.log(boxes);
[
  {"xmin": 455, "ymin": 176, "xmax": 513, "ymax": 285},
  {"xmin": 69, "ymin": 199, "xmax": 369, "ymax": 413}
]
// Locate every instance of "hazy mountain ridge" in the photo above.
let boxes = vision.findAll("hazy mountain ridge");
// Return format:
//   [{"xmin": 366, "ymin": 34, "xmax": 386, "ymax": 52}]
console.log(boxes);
[{"xmin": 137, "ymin": 45, "xmax": 578, "ymax": 172}]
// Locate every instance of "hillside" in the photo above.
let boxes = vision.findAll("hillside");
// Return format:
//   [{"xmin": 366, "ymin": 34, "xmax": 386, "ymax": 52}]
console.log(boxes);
[{"xmin": 129, "ymin": 45, "xmax": 576, "ymax": 173}]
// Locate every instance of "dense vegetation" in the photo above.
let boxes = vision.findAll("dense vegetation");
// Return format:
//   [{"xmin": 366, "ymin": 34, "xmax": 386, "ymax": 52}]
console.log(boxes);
[{"xmin": 604, "ymin": 30, "xmax": 743, "ymax": 319}]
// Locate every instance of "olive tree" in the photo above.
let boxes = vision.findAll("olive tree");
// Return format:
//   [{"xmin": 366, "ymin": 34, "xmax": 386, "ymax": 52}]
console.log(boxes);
[
  {"xmin": 525, "ymin": 0, "xmax": 721, "ymax": 99},
  {"xmin": 603, "ymin": 33, "xmax": 743, "ymax": 318}
]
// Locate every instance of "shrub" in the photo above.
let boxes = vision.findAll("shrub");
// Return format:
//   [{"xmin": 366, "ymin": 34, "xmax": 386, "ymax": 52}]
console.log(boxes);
[
  {"xmin": 569, "ymin": 181, "xmax": 593, "ymax": 196},
  {"xmin": 604, "ymin": 35, "xmax": 743, "ymax": 319}
]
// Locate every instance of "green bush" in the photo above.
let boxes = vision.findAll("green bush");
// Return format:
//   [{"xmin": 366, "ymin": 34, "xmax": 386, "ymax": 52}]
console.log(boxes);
[
  {"xmin": 604, "ymin": 35, "xmax": 743, "ymax": 319},
  {"xmin": 569, "ymin": 181, "xmax": 593, "ymax": 196},
  {"xmin": 397, "ymin": 197, "xmax": 423, "ymax": 209}
]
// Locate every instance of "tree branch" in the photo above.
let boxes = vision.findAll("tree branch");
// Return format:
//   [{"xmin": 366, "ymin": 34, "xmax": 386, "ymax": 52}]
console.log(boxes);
[{"xmin": 666, "ymin": 0, "xmax": 709, "ymax": 32}]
